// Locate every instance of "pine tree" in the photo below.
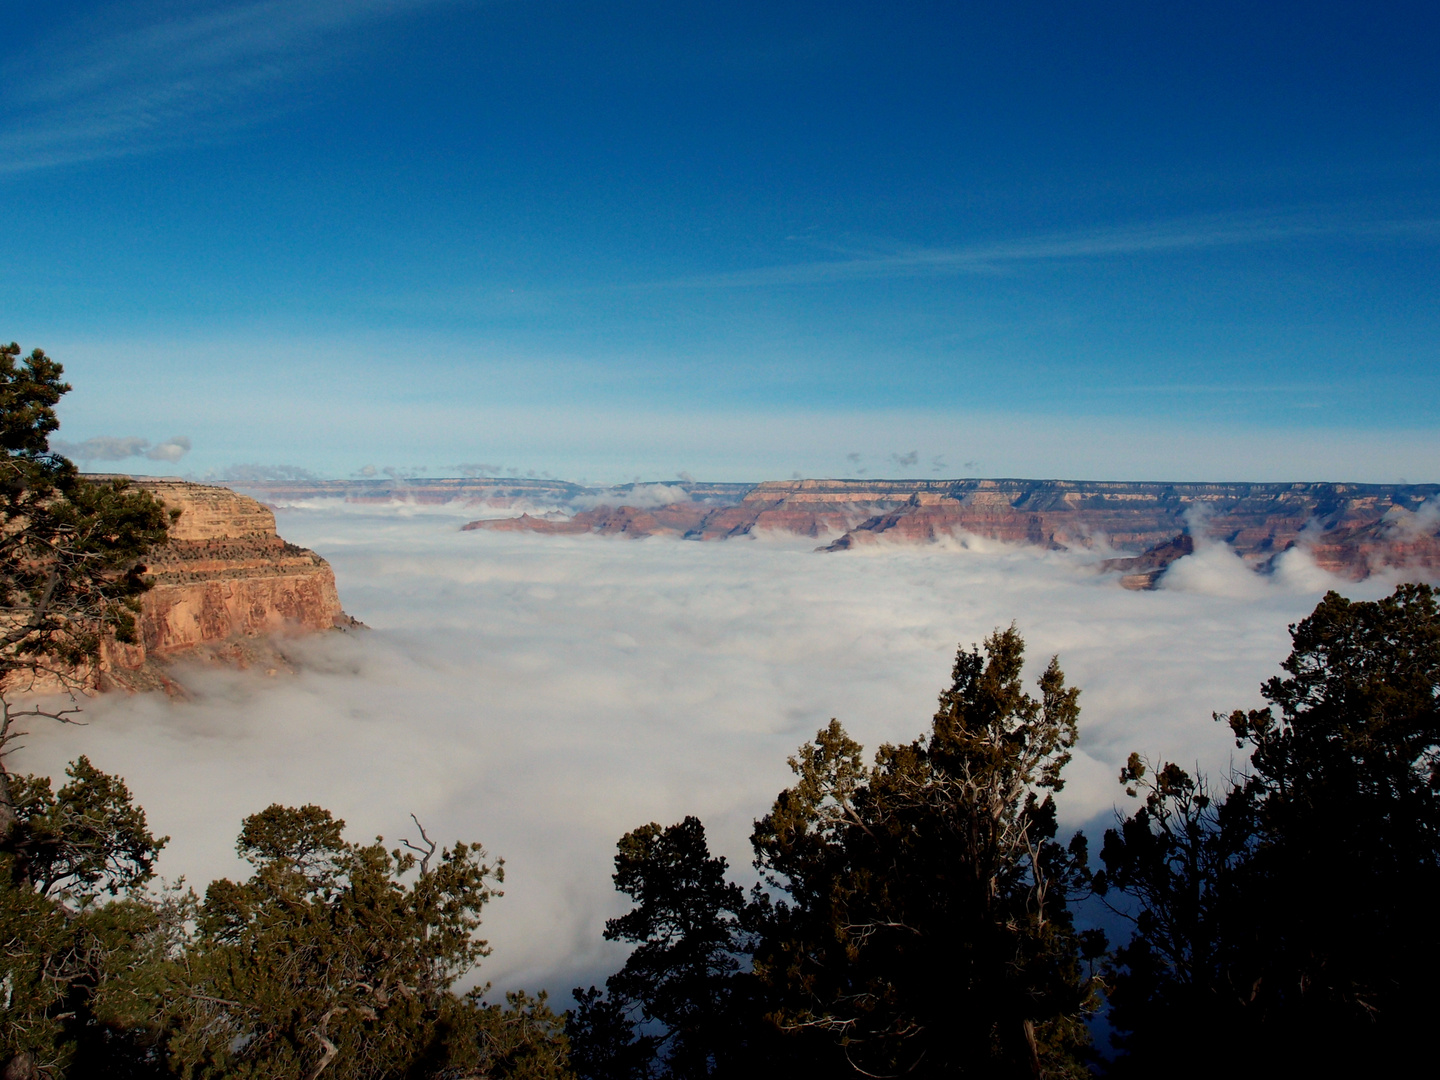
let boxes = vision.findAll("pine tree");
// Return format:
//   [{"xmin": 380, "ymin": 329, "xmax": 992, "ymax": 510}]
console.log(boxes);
[
  {"xmin": 1100, "ymin": 584, "xmax": 1440, "ymax": 1074},
  {"xmin": 569, "ymin": 817, "xmax": 750, "ymax": 1080},
  {"xmin": 0, "ymin": 342, "xmax": 170, "ymax": 844},
  {"xmin": 750, "ymin": 628, "xmax": 1099, "ymax": 1078}
]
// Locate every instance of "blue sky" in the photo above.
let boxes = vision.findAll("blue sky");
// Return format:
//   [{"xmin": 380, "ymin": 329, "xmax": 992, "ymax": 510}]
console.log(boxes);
[{"xmin": 3, "ymin": 0, "xmax": 1437, "ymax": 482}]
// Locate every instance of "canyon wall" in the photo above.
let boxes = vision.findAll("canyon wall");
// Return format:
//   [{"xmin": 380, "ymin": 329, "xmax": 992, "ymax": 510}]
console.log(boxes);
[
  {"xmin": 231, "ymin": 476, "xmax": 590, "ymax": 506},
  {"xmin": 98, "ymin": 480, "xmax": 356, "ymax": 691},
  {"xmin": 229, "ymin": 476, "xmax": 752, "ymax": 509},
  {"xmin": 464, "ymin": 477, "xmax": 1440, "ymax": 587},
  {"xmin": 217, "ymin": 473, "xmax": 1440, "ymax": 588}
]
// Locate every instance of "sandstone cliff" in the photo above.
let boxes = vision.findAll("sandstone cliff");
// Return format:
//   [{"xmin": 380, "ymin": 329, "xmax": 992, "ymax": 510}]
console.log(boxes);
[
  {"xmin": 98, "ymin": 480, "xmax": 356, "ymax": 692},
  {"xmin": 463, "ymin": 477, "xmax": 1440, "ymax": 587}
]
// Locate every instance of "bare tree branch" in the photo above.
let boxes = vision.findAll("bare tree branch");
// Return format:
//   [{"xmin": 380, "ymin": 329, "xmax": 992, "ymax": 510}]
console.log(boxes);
[{"xmin": 401, "ymin": 814, "xmax": 437, "ymax": 875}]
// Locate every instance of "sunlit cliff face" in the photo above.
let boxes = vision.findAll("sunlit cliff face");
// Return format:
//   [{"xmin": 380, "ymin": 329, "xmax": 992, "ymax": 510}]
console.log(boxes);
[{"xmin": 12, "ymin": 499, "xmax": 1404, "ymax": 1000}]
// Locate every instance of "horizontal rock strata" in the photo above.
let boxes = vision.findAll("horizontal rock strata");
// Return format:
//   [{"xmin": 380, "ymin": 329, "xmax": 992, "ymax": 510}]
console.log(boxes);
[
  {"xmin": 231, "ymin": 476, "xmax": 753, "ymax": 508},
  {"xmin": 99, "ymin": 480, "xmax": 356, "ymax": 692},
  {"xmin": 464, "ymin": 477, "xmax": 1440, "ymax": 586}
]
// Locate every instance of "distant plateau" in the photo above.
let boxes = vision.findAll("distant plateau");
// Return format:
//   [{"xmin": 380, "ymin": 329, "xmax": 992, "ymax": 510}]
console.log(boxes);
[
  {"xmin": 34, "ymin": 473, "xmax": 1438, "ymax": 694},
  {"xmin": 238, "ymin": 475, "xmax": 1440, "ymax": 590}
]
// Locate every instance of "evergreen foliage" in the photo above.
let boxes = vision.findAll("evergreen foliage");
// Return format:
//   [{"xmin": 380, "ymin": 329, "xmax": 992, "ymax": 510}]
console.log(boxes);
[
  {"xmin": 0, "ymin": 342, "xmax": 169, "ymax": 683},
  {"xmin": 566, "ymin": 986, "xmax": 656, "ymax": 1080},
  {"xmin": 569, "ymin": 817, "xmax": 752, "ymax": 1080},
  {"xmin": 749, "ymin": 628, "xmax": 1100, "ymax": 1079},
  {"xmin": 1092, "ymin": 756, "xmax": 1253, "ymax": 1072},
  {"xmin": 575, "ymin": 628, "xmax": 1102, "ymax": 1079},
  {"xmin": 1099, "ymin": 583, "xmax": 1440, "ymax": 1075},
  {"xmin": 166, "ymin": 803, "xmax": 535, "ymax": 1079},
  {"xmin": 0, "ymin": 759, "xmax": 177, "ymax": 1078}
]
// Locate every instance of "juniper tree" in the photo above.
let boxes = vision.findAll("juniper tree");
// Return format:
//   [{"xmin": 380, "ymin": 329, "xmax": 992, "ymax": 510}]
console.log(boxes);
[
  {"xmin": 0, "ymin": 758, "xmax": 176, "ymax": 1079},
  {"xmin": 166, "ymin": 804, "xmax": 515, "ymax": 1079},
  {"xmin": 1100, "ymin": 583, "xmax": 1440, "ymax": 1075},
  {"xmin": 749, "ymin": 628, "xmax": 1100, "ymax": 1079},
  {"xmin": 0, "ymin": 342, "xmax": 170, "ymax": 842},
  {"xmin": 569, "ymin": 817, "xmax": 751, "ymax": 1080}
]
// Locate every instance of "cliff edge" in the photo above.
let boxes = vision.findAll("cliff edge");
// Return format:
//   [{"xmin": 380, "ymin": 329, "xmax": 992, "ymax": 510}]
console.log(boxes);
[{"xmin": 97, "ymin": 479, "xmax": 357, "ymax": 692}]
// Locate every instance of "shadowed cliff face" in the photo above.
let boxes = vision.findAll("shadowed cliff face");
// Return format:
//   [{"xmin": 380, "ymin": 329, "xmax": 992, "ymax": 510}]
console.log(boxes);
[
  {"xmin": 458, "ymin": 478, "xmax": 1440, "ymax": 587},
  {"xmin": 98, "ymin": 480, "xmax": 355, "ymax": 691}
]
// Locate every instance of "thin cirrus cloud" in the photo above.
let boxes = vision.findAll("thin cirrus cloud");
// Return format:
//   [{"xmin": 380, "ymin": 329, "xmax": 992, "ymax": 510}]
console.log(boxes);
[
  {"xmin": 0, "ymin": 0, "xmax": 460, "ymax": 173},
  {"xmin": 645, "ymin": 213, "xmax": 1440, "ymax": 289},
  {"xmin": 373, "ymin": 209, "xmax": 1440, "ymax": 325}
]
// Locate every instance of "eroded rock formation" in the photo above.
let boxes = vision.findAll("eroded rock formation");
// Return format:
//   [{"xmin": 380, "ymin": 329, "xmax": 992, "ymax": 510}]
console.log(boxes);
[
  {"xmin": 463, "ymin": 477, "xmax": 1440, "ymax": 586},
  {"xmin": 225, "ymin": 474, "xmax": 1440, "ymax": 587},
  {"xmin": 1098, "ymin": 534, "xmax": 1196, "ymax": 590},
  {"xmin": 98, "ymin": 480, "xmax": 356, "ymax": 691}
]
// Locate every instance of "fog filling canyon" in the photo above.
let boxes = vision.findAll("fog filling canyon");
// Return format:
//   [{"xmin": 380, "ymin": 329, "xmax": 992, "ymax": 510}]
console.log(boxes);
[{"xmin": 11, "ymin": 497, "xmax": 1406, "ymax": 1001}]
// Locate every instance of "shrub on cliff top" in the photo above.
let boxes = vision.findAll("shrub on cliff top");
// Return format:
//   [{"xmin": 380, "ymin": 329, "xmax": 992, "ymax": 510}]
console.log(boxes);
[{"xmin": 0, "ymin": 343, "xmax": 170, "ymax": 836}]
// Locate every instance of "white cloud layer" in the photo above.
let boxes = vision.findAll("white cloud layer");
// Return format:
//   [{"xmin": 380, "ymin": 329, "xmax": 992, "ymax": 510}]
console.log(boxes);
[{"xmin": 11, "ymin": 502, "xmax": 1405, "ymax": 1000}]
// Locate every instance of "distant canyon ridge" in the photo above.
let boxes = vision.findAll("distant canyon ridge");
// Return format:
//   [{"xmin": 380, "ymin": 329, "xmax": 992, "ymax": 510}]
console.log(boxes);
[
  {"xmin": 46, "ymin": 472, "xmax": 1432, "ymax": 693},
  {"xmin": 236, "ymin": 475, "xmax": 1440, "ymax": 590}
]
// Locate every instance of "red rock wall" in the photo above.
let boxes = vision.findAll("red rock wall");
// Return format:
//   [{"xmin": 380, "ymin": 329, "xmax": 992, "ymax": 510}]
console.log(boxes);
[
  {"xmin": 465, "ymin": 477, "xmax": 1440, "ymax": 583},
  {"xmin": 97, "ymin": 481, "xmax": 352, "ymax": 690}
]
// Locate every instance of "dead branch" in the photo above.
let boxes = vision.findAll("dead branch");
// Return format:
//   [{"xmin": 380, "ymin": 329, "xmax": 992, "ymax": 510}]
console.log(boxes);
[
  {"xmin": 401, "ymin": 814, "xmax": 437, "ymax": 875},
  {"xmin": 309, "ymin": 1007, "xmax": 346, "ymax": 1080}
]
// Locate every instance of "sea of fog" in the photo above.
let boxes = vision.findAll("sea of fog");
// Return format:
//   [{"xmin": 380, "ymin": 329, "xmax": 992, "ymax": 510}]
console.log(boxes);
[{"xmin": 12, "ymin": 500, "xmax": 1403, "ymax": 1000}]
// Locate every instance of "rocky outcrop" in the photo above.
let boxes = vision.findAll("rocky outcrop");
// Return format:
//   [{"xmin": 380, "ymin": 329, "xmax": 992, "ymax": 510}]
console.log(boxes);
[
  {"xmin": 462, "ymin": 502, "xmax": 719, "ymax": 538},
  {"xmin": 1098, "ymin": 535, "xmax": 1196, "ymax": 590},
  {"xmin": 808, "ymin": 480, "xmax": 1440, "ymax": 581},
  {"xmin": 465, "ymin": 477, "xmax": 1440, "ymax": 584},
  {"xmin": 98, "ymin": 480, "xmax": 357, "ymax": 692}
]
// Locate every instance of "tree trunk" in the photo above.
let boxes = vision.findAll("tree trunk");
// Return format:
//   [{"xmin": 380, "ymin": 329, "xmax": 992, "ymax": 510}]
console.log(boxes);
[
  {"xmin": 0, "ymin": 766, "xmax": 17, "ymax": 846},
  {"xmin": 1021, "ymin": 1018, "xmax": 1040, "ymax": 1079}
]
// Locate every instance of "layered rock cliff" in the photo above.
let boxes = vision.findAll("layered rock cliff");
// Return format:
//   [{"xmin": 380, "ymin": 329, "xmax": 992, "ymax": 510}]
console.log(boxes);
[
  {"xmin": 464, "ymin": 477, "xmax": 1440, "ymax": 586},
  {"xmin": 98, "ymin": 480, "xmax": 356, "ymax": 691},
  {"xmin": 218, "ymin": 473, "xmax": 1440, "ymax": 587},
  {"xmin": 230, "ymin": 476, "xmax": 752, "ymax": 509}
]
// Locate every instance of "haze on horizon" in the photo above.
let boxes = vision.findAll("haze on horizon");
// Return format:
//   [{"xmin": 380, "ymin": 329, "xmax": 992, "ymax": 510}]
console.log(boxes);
[{"xmin": 2, "ymin": 1, "xmax": 1436, "ymax": 482}]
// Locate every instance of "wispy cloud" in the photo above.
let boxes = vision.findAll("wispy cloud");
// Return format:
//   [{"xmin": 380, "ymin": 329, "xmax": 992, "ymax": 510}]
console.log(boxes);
[
  {"xmin": 50, "ymin": 434, "xmax": 192, "ymax": 463},
  {"xmin": 654, "ymin": 213, "xmax": 1440, "ymax": 289},
  {"xmin": 0, "ymin": 0, "xmax": 459, "ymax": 172}
]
